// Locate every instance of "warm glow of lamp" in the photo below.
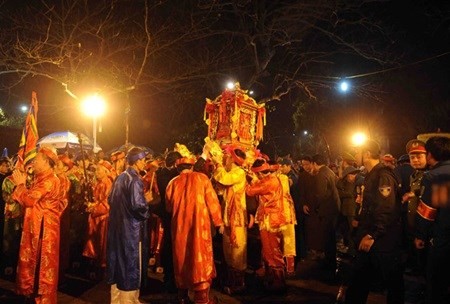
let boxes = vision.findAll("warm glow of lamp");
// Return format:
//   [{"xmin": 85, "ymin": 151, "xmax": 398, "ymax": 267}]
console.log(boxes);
[
  {"xmin": 82, "ymin": 94, "xmax": 106, "ymax": 118},
  {"xmin": 352, "ymin": 132, "xmax": 367, "ymax": 146}
]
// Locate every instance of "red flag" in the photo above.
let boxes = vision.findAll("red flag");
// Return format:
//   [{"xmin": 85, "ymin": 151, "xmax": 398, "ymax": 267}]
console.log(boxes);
[{"xmin": 16, "ymin": 91, "xmax": 39, "ymax": 170}]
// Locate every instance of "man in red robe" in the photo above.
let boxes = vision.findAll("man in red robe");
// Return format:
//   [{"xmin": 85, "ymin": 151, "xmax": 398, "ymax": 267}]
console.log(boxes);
[
  {"xmin": 11, "ymin": 147, "xmax": 66, "ymax": 304},
  {"xmin": 166, "ymin": 156, "xmax": 224, "ymax": 304},
  {"xmin": 83, "ymin": 160, "xmax": 113, "ymax": 275},
  {"xmin": 246, "ymin": 159, "xmax": 287, "ymax": 292}
]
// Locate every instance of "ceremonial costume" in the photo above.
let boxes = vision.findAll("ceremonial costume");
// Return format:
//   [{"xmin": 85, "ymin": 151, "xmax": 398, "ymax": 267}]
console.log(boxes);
[
  {"xmin": 246, "ymin": 165, "xmax": 287, "ymax": 292},
  {"xmin": 278, "ymin": 172, "xmax": 297, "ymax": 275},
  {"xmin": 83, "ymin": 175, "xmax": 112, "ymax": 267},
  {"xmin": 212, "ymin": 157, "xmax": 247, "ymax": 293},
  {"xmin": 166, "ymin": 163, "xmax": 223, "ymax": 304},
  {"xmin": 107, "ymin": 165, "xmax": 149, "ymax": 300},
  {"xmin": 12, "ymin": 167, "xmax": 65, "ymax": 304}
]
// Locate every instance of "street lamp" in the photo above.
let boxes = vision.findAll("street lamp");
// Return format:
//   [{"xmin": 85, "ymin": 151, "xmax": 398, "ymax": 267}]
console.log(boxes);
[
  {"xmin": 226, "ymin": 82, "xmax": 235, "ymax": 90},
  {"xmin": 20, "ymin": 105, "xmax": 28, "ymax": 113},
  {"xmin": 351, "ymin": 132, "xmax": 367, "ymax": 147},
  {"xmin": 82, "ymin": 94, "xmax": 106, "ymax": 150},
  {"xmin": 339, "ymin": 80, "xmax": 350, "ymax": 93}
]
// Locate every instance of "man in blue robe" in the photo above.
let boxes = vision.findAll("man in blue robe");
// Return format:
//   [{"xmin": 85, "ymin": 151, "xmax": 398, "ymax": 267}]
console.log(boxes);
[{"xmin": 107, "ymin": 147, "xmax": 154, "ymax": 303}]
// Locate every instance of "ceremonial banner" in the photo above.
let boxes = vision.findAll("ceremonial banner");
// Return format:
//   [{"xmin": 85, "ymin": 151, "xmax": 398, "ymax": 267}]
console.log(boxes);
[{"xmin": 16, "ymin": 91, "xmax": 39, "ymax": 170}]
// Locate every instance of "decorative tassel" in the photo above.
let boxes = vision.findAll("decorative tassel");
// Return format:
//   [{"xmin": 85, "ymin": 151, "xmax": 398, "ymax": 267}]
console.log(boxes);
[{"xmin": 256, "ymin": 107, "xmax": 266, "ymax": 140}]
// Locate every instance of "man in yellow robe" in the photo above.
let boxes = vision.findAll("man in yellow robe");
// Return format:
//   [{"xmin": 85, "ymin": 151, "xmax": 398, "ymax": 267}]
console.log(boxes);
[{"xmin": 211, "ymin": 145, "xmax": 248, "ymax": 294}]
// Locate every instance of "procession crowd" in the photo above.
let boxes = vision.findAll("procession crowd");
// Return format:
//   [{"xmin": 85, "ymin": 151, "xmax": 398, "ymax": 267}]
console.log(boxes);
[{"xmin": 0, "ymin": 135, "xmax": 450, "ymax": 304}]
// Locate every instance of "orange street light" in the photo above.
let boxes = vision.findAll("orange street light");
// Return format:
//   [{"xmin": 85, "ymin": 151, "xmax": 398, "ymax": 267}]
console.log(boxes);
[
  {"xmin": 351, "ymin": 132, "xmax": 367, "ymax": 147},
  {"xmin": 82, "ymin": 94, "xmax": 106, "ymax": 149}
]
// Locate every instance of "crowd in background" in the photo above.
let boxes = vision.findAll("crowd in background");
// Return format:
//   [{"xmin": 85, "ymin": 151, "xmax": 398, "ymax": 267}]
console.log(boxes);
[{"xmin": 0, "ymin": 135, "xmax": 450, "ymax": 303}]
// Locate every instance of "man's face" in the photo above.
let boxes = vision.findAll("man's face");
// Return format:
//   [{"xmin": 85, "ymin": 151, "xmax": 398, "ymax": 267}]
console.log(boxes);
[
  {"xmin": 0, "ymin": 162, "xmax": 9, "ymax": 174},
  {"xmin": 77, "ymin": 159, "xmax": 89, "ymax": 168},
  {"xmin": 346, "ymin": 173, "xmax": 357, "ymax": 183},
  {"xmin": 55, "ymin": 160, "xmax": 67, "ymax": 175},
  {"xmin": 115, "ymin": 158, "xmax": 125, "ymax": 171},
  {"xmin": 223, "ymin": 153, "xmax": 234, "ymax": 170},
  {"xmin": 311, "ymin": 162, "xmax": 320, "ymax": 174},
  {"xmin": 95, "ymin": 165, "xmax": 108, "ymax": 179},
  {"xmin": 280, "ymin": 164, "xmax": 291, "ymax": 174},
  {"xmin": 409, "ymin": 153, "xmax": 427, "ymax": 169},
  {"xmin": 33, "ymin": 153, "xmax": 49, "ymax": 174},
  {"xmin": 301, "ymin": 160, "xmax": 312, "ymax": 173},
  {"xmin": 135, "ymin": 158, "xmax": 146, "ymax": 172}
]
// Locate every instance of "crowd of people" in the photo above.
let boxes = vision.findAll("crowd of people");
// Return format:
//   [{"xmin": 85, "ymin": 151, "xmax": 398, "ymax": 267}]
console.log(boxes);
[{"xmin": 0, "ymin": 135, "xmax": 449, "ymax": 304}]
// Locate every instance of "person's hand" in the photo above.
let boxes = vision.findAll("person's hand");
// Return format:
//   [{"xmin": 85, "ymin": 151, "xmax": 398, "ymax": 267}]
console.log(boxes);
[
  {"xmin": 358, "ymin": 235, "xmax": 375, "ymax": 252},
  {"xmin": 414, "ymin": 238, "xmax": 425, "ymax": 249},
  {"xmin": 85, "ymin": 203, "xmax": 95, "ymax": 213},
  {"xmin": 202, "ymin": 143, "xmax": 211, "ymax": 159},
  {"xmin": 246, "ymin": 171, "xmax": 258, "ymax": 184},
  {"xmin": 12, "ymin": 169, "xmax": 26, "ymax": 186},
  {"xmin": 402, "ymin": 192, "xmax": 415, "ymax": 203},
  {"xmin": 218, "ymin": 224, "xmax": 224, "ymax": 234},
  {"xmin": 303, "ymin": 205, "xmax": 310, "ymax": 215},
  {"xmin": 248, "ymin": 214, "xmax": 255, "ymax": 229},
  {"xmin": 144, "ymin": 190, "xmax": 154, "ymax": 204}
]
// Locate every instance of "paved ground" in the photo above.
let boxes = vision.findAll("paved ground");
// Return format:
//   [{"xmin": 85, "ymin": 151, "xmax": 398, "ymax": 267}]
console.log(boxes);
[
  {"xmin": 0, "ymin": 235, "xmax": 428, "ymax": 304},
  {"xmin": 0, "ymin": 258, "xmax": 394, "ymax": 304}
]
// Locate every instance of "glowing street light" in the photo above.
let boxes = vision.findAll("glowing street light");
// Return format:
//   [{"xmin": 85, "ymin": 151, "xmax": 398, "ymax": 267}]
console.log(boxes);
[
  {"xmin": 339, "ymin": 80, "xmax": 350, "ymax": 92},
  {"xmin": 226, "ymin": 82, "xmax": 235, "ymax": 90},
  {"xmin": 82, "ymin": 94, "xmax": 106, "ymax": 150},
  {"xmin": 20, "ymin": 105, "xmax": 28, "ymax": 113},
  {"xmin": 303, "ymin": 130, "xmax": 308, "ymax": 135},
  {"xmin": 352, "ymin": 132, "xmax": 367, "ymax": 147}
]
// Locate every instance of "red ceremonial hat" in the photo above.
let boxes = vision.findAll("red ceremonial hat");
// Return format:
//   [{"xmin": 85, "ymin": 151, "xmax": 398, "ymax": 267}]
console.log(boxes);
[
  {"xmin": 39, "ymin": 147, "xmax": 59, "ymax": 165},
  {"xmin": 111, "ymin": 151, "xmax": 126, "ymax": 162},
  {"xmin": 175, "ymin": 156, "xmax": 196, "ymax": 166},
  {"xmin": 382, "ymin": 154, "xmax": 395, "ymax": 162},
  {"xmin": 58, "ymin": 154, "xmax": 74, "ymax": 169},
  {"xmin": 224, "ymin": 144, "xmax": 246, "ymax": 166},
  {"xmin": 97, "ymin": 160, "xmax": 113, "ymax": 172},
  {"xmin": 251, "ymin": 159, "xmax": 270, "ymax": 173},
  {"xmin": 269, "ymin": 164, "xmax": 280, "ymax": 172}
]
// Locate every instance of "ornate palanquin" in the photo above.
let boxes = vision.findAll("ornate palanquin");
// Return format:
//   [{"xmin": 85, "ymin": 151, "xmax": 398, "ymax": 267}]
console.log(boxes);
[{"xmin": 204, "ymin": 83, "xmax": 266, "ymax": 149}]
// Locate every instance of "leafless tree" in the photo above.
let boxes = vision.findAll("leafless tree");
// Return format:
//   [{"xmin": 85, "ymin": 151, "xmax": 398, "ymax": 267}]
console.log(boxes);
[{"xmin": 0, "ymin": 0, "xmax": 400, "ymax": 151}]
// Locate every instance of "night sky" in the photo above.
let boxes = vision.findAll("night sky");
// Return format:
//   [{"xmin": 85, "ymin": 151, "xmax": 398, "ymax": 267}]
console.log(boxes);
[{"xmin": 0, "ymin": 0, "xmax": 449, "ymax": 159}]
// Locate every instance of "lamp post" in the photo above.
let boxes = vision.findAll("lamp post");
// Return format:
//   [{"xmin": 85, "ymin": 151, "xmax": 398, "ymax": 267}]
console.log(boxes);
[{"xmin": 82, "ymin": 94, "xmax": 106, "ymax": 150}]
